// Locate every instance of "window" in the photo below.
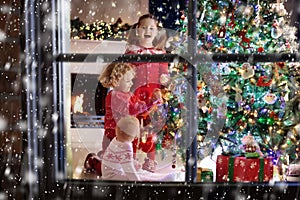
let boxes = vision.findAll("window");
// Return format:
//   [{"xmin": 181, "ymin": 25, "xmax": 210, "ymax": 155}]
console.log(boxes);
[{"xmin": 21, "ymin": 0, "xmax": 300, "ymax": 199}]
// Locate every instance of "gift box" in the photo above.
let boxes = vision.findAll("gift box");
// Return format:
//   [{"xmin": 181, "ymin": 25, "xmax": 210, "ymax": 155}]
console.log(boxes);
[
  {"xmin": 197, "ymin": 167, "xmax": 213, "ymax": 182},
  {"xmin": 216, "ymin": 155, "xmax": 273, "ymax": 182},
  {"xmin": 286, "ymin": 160, "xmax": 300, "ymax": 182}
]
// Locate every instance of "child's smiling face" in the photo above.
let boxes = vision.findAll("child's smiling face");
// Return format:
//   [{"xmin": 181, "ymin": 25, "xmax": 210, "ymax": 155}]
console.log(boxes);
[{"xmin": 137, "ymin": 18, "xmax": 158, "ymax": 47}]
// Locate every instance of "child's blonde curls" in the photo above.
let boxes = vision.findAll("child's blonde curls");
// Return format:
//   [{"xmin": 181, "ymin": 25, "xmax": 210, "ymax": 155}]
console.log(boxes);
[{"xmin": 99, "ymin": 62, "xmax": 135, "ymax": 88}]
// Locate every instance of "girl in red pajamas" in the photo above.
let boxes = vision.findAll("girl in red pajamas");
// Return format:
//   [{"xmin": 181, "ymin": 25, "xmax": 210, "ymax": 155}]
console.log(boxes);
[
  {"xmin": 84, "ymin": 62, "xmax": 160, "ymax": 175},
  {"xmin": 100, "ymin": 62, "xmax": 162, "ymax": 155},
  {"xmin": 125, "ymin": 14, "xmax": 169, "ymax": 172}
]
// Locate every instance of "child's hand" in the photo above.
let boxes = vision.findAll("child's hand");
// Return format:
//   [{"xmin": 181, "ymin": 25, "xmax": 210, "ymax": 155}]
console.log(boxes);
[
  {"xmin": 160, "ymin": 74, "xmax": 169, "ymax": 85},
  {"xmin": 151, "ymin": 88, "xmax": 163, "ymax": 104}
]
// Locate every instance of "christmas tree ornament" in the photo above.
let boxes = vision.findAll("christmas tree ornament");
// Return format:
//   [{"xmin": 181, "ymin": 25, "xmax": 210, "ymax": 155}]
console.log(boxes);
[
  {"xmin": 263, "ymin": 92, "xmax": 277, "ymax": 104},
  {"xmin": 240, "ymin": 62, "xmax": 255, "ymax": 79},
  {"xmin": 241, "ymin": 134, "xmax": 261, "ymax": 155},
  {"xmin": 254, "ymin": 0, "xmax": 262, "ymax": 27},
  {"xmin": 250, "ymin": 78, "xmax": 257, "ymax": 85},
  {"xmin": 257, "ymin": 46, "xmax": 264, "ymax": 52},
  {"xmin": 171, "ymin": 144, "xmax": 177, "ymax": 169},
  {"xmin": 218, "ymin": 25, "xmax": 226, "ymax": 38},
  {"xmin": 238, "ymin": 28, "xmax": 252, "ymax": 49},
  {"xmin": 228, "ymin": 13, "xmax": 236, "ymax": 28},
  {"xmin": 231, "ymin": 84, "xmax": 243, "ymax": 102},
  {"xmin": 269, "ymin": 111, "xmax": 279, "ymax": 121},
  {"xmin": 243, "ymin": 5, "xmax": 254, "ymax": 20},
  {"xmin": 271, "ymin": 20, "xmax": 283, "ymax": 39},
  {"xmin": 271, "ymin": 2, "xmax": 287, "ymax": 16},
  {"xmin": 180, "ymin": 10, "xmax": 186, "ymax": 21},
  {"xmin": 257, "ymin": 75, "xmax": 273, "ymax": 87},
  {"xmin": 198, "ymin": 94, "xmax": 206, "ymax": 108}
]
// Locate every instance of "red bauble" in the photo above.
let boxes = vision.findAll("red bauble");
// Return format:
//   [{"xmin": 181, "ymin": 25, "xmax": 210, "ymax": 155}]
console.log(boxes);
[
  {"xmin": 276, "ymin": 62, "xmax": 285, "ymax": 69},
  {"xmin": 212, "ymin": 4, "xmax": 218, "ymax": 10},
  {"xmin": 257, "ymin": 47, "xmax": 264, "ymax": 52},
  {"xmin": 269, "ymin": 111, "xmax": 279, "ymax": 120}
]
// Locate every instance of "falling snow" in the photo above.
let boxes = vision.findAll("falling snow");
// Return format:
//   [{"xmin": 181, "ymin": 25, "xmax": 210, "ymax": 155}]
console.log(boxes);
[{"xmin": 0, "ymin": 0, "xmax": 300, "ymax": 199}]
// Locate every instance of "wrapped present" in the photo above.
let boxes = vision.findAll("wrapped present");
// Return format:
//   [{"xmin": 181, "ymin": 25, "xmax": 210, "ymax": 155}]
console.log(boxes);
[
  {"xmin": 286, "ymin": 159, "xmax": 300, "ymax": 182},
  {"xmin": 197, "ymin": 167, "xmax": 213, "ymax": 182},
  {"xmin": 216, "ymin": 155, "xmax": 273, "ymax": 182}
]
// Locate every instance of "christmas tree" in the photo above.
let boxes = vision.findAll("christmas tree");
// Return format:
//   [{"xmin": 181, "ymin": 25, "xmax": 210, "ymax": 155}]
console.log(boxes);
[{"xmin": 175, "ymin": 0, "xmax": 300, "ymax": 165}]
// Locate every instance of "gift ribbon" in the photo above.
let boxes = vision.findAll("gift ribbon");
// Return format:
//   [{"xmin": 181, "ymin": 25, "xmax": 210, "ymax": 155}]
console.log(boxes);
[
  {"xmin": 228, "ymin": 156, "xmax": 265, "ymax": 182},
  {"xmin": 259, "ymin": 158, "xmax": 264, "ymax": 182},
  {"xmin": 228, "ymin": 157, "xmax": 235, "ymax": 182}
]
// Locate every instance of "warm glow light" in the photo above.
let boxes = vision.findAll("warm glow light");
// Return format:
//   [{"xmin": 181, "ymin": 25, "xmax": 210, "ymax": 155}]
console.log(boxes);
[{"xmin": 73, "ymin": 94, "xmax": 84, "ymax": 113}]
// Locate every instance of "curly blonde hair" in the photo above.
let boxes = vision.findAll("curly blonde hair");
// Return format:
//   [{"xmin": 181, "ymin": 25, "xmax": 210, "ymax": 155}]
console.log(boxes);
[
  {"xmin": 116, "ymin": 115, "xmax": 140, "ymax": 139},
  {"xmin": 99, "ymin": 62, "xmax": 135, "ymax": 88}
]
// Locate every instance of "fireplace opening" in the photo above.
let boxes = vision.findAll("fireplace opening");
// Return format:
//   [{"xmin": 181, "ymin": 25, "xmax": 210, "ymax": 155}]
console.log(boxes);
[{"xmin": 71, "ymin": 73, "xmax": 108, "ymax": 128}]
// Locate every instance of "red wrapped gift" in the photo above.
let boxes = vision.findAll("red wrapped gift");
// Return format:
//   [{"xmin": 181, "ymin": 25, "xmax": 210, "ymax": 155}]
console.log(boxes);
[{"xmin": 216, "ymin": 155, "xmax": 273, "ymax": 182}]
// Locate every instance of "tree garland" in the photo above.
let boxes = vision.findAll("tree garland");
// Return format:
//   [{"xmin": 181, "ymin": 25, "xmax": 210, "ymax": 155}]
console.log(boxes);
[{"xmin": 71, "ymin": 17, "xmax": 132, "ymax": 40}]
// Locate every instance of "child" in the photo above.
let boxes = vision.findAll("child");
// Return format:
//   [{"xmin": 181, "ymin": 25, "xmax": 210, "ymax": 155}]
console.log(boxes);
[
  {"xmin": 125, "ymin": 14, "xmax": 169, "ymax": 173},
  {"xmin": 84, "ymin": 62, "xmax": 159, "ymax": 175},
  {"xmin": 126, "ymin": 14, "xmax": 168, "ymax": 103},
  {"xmin": 99, "ymin": 62, "xmax": 161, "ymax": 152},
  {"xmin": 101, "ymin": 115, "xmax": 175, "ymax": 181}
]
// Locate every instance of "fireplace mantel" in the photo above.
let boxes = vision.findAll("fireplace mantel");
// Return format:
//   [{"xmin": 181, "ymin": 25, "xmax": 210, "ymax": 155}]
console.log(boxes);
[
  {"xmin": 70, "ymin": 39, "xmax": 127, "ymax": 74},
  {"xmin": 71, "ymin": 39, "xmax": 127, "ymax": 54}
]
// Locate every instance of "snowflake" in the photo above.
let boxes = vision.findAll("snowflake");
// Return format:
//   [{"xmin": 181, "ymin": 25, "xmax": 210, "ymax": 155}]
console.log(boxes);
[
  {"xmin": 163, "ymin": 139, "xmax": 173, "ymax": 148},
  {"xmin": 239, "ymin": 160, "xmax": 245, "ymax": 168},
  {"xmin": 264, "ymin": 175, "xmax": 269, "ymax": 181},
  {"xmin": 124, "ymin": 153, "xmax": 131, "ymax": 160},
  {"xmin": 268, "ymin": 160, "xmax": 273, "ymax": 166},
  {"xmin": 217, "ymin": 157, "xmax": 223, "ymax": 164},
  {"xmin": 205, "ymin": 175, "xmax": 211, "ymax": 180},
  {"xmin": 114, "ymin": 154, "xmax": 122, "ymax": 162},
  {"xmin": 0, "ymin": 117, "xmax": 8, "ymax": 131},
  {"xmin": 106, "ymin": 152, "xmax": 114, "ymax": 160},
  {"xmin": 235, "ymin": 176, "xmax": 241, "ymax": 182},
  {"xmin": 250, "ymin": 162, "xmax": 257, "ymax": 169}
]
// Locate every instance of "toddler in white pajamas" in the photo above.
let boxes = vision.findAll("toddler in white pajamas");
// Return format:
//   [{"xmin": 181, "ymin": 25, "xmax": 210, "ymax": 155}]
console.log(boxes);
[{"xmin": 101, "ymin": 115, "xmax": 175, "ymax": 181}]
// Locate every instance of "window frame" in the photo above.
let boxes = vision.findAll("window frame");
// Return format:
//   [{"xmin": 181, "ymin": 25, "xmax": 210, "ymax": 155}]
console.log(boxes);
[{"xmin": 22, "ymin": 0, "xmax": 300, "ymax": 199}]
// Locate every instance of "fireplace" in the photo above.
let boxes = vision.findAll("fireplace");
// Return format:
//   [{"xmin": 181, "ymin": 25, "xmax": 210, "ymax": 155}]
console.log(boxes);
[
  {"xmin": 70, "ymin": 73, "xmax": 108, "ymax": 128},
  {"xmin": 65, "ymin": 39, "xmax": 127, "ymax": 178},
  {"xmin": 68, "ymin": 39, "xmax": 127, "ymax": 129}
]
